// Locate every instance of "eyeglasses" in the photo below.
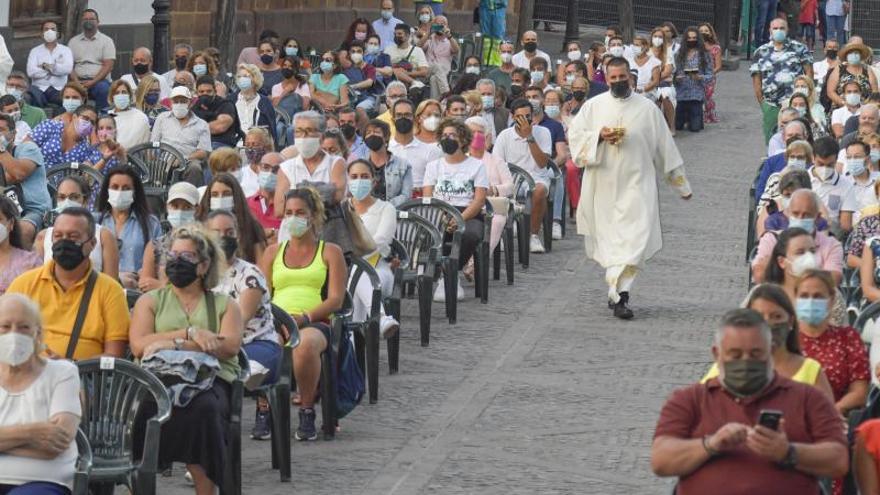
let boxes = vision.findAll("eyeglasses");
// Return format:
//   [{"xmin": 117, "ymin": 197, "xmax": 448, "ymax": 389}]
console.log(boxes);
[
  {"xmin": 57, "ymin": 192, "xmax": 85, "ymax": 202},
  {"xmin": 166, "ymin": 250, "xmax": 202, "ymax": 264}
]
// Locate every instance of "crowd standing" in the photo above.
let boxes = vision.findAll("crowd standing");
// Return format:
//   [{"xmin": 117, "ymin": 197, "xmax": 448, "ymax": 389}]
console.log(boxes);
[{"xmin": 1, "ymin": 2, "xmax": 878, "ymax": 495}]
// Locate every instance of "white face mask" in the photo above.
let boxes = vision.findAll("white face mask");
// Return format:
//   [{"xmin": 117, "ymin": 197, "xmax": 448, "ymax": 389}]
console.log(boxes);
[
  {"xmin": 813, "ymin": 165, "xmax": 834, "ymax": 181},
  {"xmin": 350, "ymin": 52, "xmax": 363, "ymax": 64},
  {"xmin": 652, "ymin": 36, "xmax": 664, "ymax": 47},
  {"xmin": 0, "ymin": 332, "xmax": 35, "ymax": 367},
  {"xmin": 422, "ymin": 115, "xmax": 440, "ymax": 132},
  {"xmin": 788, "ymin": 252, "xmax": 818, "ymax": 277},
  {"xmin": 567, "ymin": 50, "xmax": 582, "ymax": 61},
  {"xmin": 230, "ymin": 168, "xmax": 243, "ymax": 182},
  {"xmin": 787, "ymin": 158, "xmax": 807, "ymax": 170},
  {"xmin": 43, "ymin": 29, "xmax": 58, "ymax": 43},
  {"xmin": 107, "ymin": 189, "xmax": 134, "ymax": 210},
  {"xmin": 0, "ymin": 223, "xmax": 8, "ymax": 244},
  {"xmin": 210, "ymin": 196, "xmax": 235, "ymax": 211},
  {"xmin": 609, "ymin": 46, "xmax": 624, "ymax": 57},
  {"xmin": 632, "ymin": 45, "xmax": 643, "ymax": 57},
  {"xmin": 171, "ymin": 102, "xmax": 189, "ymax": 119},
  {"xmin": 500, "ymin": 52, "xmax": 512, "ymax": 63},
  {"xmin": 297, "ymin": 137, "xmax": 321, "ymax": 159},
  {"xmin": 465, "ymin": 66, "xmax": 480, "ymax": 75},
  {"xmin": 846, "ymin": 93, "xmax": 862, "ymax": 107}
]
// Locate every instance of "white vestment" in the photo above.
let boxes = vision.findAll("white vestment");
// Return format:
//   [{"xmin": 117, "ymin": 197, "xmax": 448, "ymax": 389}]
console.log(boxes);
[{"xmin": 568, "ymin": 92, "xmax": 692, "ymax": 302}]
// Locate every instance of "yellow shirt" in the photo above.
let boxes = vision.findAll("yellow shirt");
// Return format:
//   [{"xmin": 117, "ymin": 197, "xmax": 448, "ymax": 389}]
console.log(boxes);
[
  {"xmin": 701, "ymin": 357, "xmax": 822, "ymax": 386},
  {"xmin": 377, "ymin": 109, "xmax": 396, "ymax": 141},
  {"xmin": 7, "ymin": 261, "xmax": 131, "ymax": 360}
]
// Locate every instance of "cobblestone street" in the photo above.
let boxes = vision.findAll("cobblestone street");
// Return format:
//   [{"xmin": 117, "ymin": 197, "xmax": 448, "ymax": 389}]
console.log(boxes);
[{"xmin": 156, "ymin": 64, "xmax": 763, "ymax": 495}]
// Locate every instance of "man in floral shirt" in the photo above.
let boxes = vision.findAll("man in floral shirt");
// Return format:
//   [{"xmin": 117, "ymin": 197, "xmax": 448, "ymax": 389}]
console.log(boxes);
[{"xmin": 750, "ymin": 18, "xmax": 812, "ymax": 145}]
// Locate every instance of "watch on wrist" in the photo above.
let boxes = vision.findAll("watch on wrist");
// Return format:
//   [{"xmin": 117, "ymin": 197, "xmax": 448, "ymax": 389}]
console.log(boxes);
[
  {"xmin": 186, "ymin": 326, "xmax": 195, "ymax": 340},
  {"xmin": 173, "ymin": 337, "xmax": 185, "ymax": 351},
  {"xmin": 778, "ymin": 443, "xmax": 797, "ymax": 470},
  {"xmin": 526, "ymin": 136, "xmax": 536, "ymax": 144}
]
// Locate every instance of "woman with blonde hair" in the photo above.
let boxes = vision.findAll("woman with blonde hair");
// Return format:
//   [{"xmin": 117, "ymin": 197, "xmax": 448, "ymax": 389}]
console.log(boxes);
[
  {"xmin": 650, "ymin": 26, "xmax": 677, "ymax": 132},
  {"xmin": 414, "ymin": 98, "xmax": 442, "ymax": 144},
  {"xmin": 233, "ymin": 63, "xmax": 277, "ymax": 143},
  {"xmin": 134, "ymin": 74, "xmax": 168, "ymax": 127}
]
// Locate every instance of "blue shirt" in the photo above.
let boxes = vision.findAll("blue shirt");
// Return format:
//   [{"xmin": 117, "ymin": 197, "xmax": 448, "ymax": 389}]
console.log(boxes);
[
  {"xmin": 754, "ymin": 153, "xmax": 787, "ymax": 203},
  {"xmin": 30, "ymin": 119, "xmax": 102, "ymax": 170},
  {"xmin": 372, "ymin": 16, "xmax": 404, "ymax": 50},
  {"xmin": 11, "ymin": 141, "xmax": 52, "ymax": 218},
  {"xmin": 349, "ymin": 135, "xmax": 368, "ymax": 161},
  {"xmin": 538, "ymin": 116, "xmax": 566, "ymax": 160},
  {"xmin": 97, "ymin": 210, "xmax": 162, "ymax": 273}
]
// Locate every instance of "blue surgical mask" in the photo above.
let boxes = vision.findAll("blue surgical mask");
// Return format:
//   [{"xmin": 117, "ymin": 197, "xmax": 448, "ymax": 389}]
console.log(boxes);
[
  {"xmin": 166, "ymin": 209, "xmax": 196, "ymax": 228},
  {"xmin": 796, "ymin": 298, "xmax": 829, "ymax": 326},
  {"xmin": 236, "ymin": 76, "xmax": 252, "ymax": 90},
  {"xmin": 871, "ymin": 149, "xmax": 880, "ymax": 163},
  {"xmin": 258, "ymin": 171, "xmax": 277, "ymax": 191},
  {"xmin": 348, "ymin": 178, "xmax": 373, "ymax": 200},
  {"xmin": 847, "ymin": 52, "xmax": 862, "ymax": 65},
  {"xmin": 5, "ymin": 87, "xmax": 22, "ymax": 101},
  {"xmin": 113, "ymin": 93, "xmax": 130, "ymax": 110},
  {"xmin": 320, "ymin": 61, "xmax": 334, "ymax": 73},
  {"xmin": 787, "ymin": 158, "xmax": 807, "ymax": 170},
  {"xmin": 285, "ymin": 46, "xmax": 299, "ymax": 57},
  {"xmin": 193, "ymin": 64, "xmax": 208, "ymax": 76},
  {"xmin": 771, "ymin": 29, "xmax": 787, "ymax": 43},
  {"xmin": 530, "ymin": 71, "xmax": 544, "ymax": 84},
  {"xmin": 847, "ymin": 158, "xmax": 867, "ymax": 177},
  {"xmin": 54, "ymin": 198, "xmax": 82, "ymax": 213},
  {"xmin": 281, "ymin": 215, "xmax": 310, "ymax": 238},
  {"xmin": 62, "ymin": 98, "xmax": 82, "ymax": 114},
  {"xmin": 788, "ymin": 216, "xmax": 815, "ymax": 233},
  {"xmin": 481, "ymin": 95, "xmax": 495, "ymax": 110}
]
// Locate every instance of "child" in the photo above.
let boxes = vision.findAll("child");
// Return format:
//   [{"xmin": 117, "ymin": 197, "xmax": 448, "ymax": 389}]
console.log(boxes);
[{"xmin": 799, "ymin": 0, "xmax": 818, "ymax": 49}]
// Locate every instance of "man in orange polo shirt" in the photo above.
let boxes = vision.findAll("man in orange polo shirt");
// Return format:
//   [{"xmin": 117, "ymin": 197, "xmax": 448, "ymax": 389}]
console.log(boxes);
[{"xmin": 8, "ymin": 207, "xmax": 129, "ymax": 359}]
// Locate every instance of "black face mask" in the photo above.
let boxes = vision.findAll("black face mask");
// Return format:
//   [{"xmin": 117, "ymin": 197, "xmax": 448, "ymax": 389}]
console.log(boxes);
[
  {"xmin": 523, "ymin": 41, "xmax": 538, "ymax": 53},
  {"xmin": 394, "ymin": 117, "xmax": 413, "ymax": 134},
  {"xmin": 686, "ymin": 40, "xmax": 698, "ymax": 48},
  {"xmin": 365, "ymin": 135, "xmax": 385, "ymax": 151},
  {"xmin": 394, "ymin": 37, "xmax": 406, "ymax": 46},
  {"xmin": 133, "ymin": 63, "xmax": 150, "ymax": 75},
  {"xmin": 199, "ymin": 95, "xmax": 217, "ymax": 108},
  {"xmin": 175, "ymin": 56, "xmax": 188, "ymax": 71},
  {"xmin": 572, "ymin": 90, "xmax": 586, "ymax": 101},
  {"xmin": 260, "ymin": 54, "xmax": 274, "ymax": 65},
  {"xmin": 440, "ymin": 137, "xmax": 459, "ymax": 155},
  {"xmin": 510, "ymin": 84, "xmax": 523, "ymax": 98},
  {"xmin": 609, "ymin": 80, "xmax": 631, "ymax": 99},
  {"xmin": 702, "ymin": 33, "xmax": 713, "ymax": 42},
  {"xmin": 220, "ymin": 236, "xmax": 238, "ymax": 261},
  {"xmin": 281, "ymin": 68, "xmax": 295, "ymax": 79},
  {"xmin": 52, "ymin": 239, "xmax": 88, "ymax": 270},
  {"xmin": 826, "ymin": 49, "xmax": 838, "ymax": 60},
  {"xmin": 165, "ymin": 257, "xmax": 200, "ymax": 288},
  {"xmin": 340, "ymin": 123, "xmax": 357, "ymax": 140}
]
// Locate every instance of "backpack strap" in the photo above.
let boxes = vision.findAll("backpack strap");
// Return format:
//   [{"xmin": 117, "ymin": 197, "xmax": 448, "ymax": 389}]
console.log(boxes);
[
  {"xmin": 205, "ymin": 290, "xmax": 217, "ymax": 333},
  {"xmin": 66, "ymin": 270, "xmax": 99, "ymax": 359}
]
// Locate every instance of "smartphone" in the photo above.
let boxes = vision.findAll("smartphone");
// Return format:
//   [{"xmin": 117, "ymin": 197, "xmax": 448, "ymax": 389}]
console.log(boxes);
[
  {"xmin": 431, "ymin": 24, "xmax": 444, "ymax": 33},
  {"xmin": 758, "ymin": 409, "xmax": 782, "ymax": 431}
]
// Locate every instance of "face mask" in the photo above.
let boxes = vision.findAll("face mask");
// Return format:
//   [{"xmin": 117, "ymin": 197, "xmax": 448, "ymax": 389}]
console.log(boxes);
[
  {"xmin": 565, "ymin": 74, "xmax": 576, "ymax": 85},
  {"xmin": 193, "ymin": 63, "xmax": 208, "ymax": 76},
  {"xmin": 481, "ymin": 95, "xmax": 495, "ymax": 110},
  {"xmin": 528, "ymin": 98, "xmax": 542, "ymax": 112},
  {"xmin": 544, "ymin": 105, "xmax": 560, "ymax": 118},
  {"xmin": 258, "ymin": 171, "xmax": 277, "ymax": 191},
  {"xmin": 573, "ymin": 90, "xmax": 587, "ymax": 101},
  {"xmin": 567, "ymin": 50, "xmax": 582, "ymax": 61},
  {"xmin": 686, "ymin": 40, "xmax": 698, "ymax": 48},
  {"xmin": 366, "ymin": 44, "xmax": 380, "ymax": 55},
  {"xmin": 793, "ymin": 86, "xmax": 808, "ymax": 96},
  {"xmin": 465, "ymin": 66, "xmax": 480, "ymax": 75},
  {"xmin": 97, "ymin": 129, "xmax": 115, "ymax": 141},
  {"xmin": 166, "ymin": 257, "xmax": 200, "ymax": 288},
  {"xmin": 279, "ymin": 67, "xmax": 296, "ymax": 79},
  {"xmin": 145, "ymin": 93, "xmax": 160, "ymax": 105},
  {"xmin": 781, "ymin": 196, "xmax": 791, "ymax": 210},
  {"xmin": 365, "ymin": 135, "xmax": 385, "ymax": 151},
  {"xmin": 283, "ymin": 215, "xmax": 310, "ymax": 238},
  {"xmin": 340, "ymin": 123, "xmax": 357, "ymax": 140},
  {"xmin": 285, "ymin": 46, "xmax": 299, "ymax": 57},
  {"xmin": 0, "ymin": 332, "xmax": 35, "ymax": 367},
  {"xmin": 813, "ymin": 165, "xmax": 834, "ymax": 181},
  {"xmin": 220, "ymin": 236, "xmax": 238, "ymax": 260},
  {"xmin": 471, "ymin": 131, "xmax": 486, "ymax": 151},
  {"xmin": 173, "ymin": 56, "xmax": 188, "ymax": 71},
  {"xmin": 788, "ymin": 216, "xmax": 815, "ymax": 233},
  {"xmin": 0, "ymin": 223, "xmax": 8, "ymax": 244},
  {"xmin": 260, "ymin": 54, "xmax": 274, "ymax": 65},
  {"xmin": 652, "ymin": 36, "xmax": 664, "ymax": 47},
  {"xmin": 632, "ymin": 45, "xmax": 643, "ymax": 56},
  {"xmin": 237, "ymin": 76, "xmax": 252, "ymax": 90},
  {"xmin": 245, "ymin": 147, "xmax": 265, "ymax": 164},
  {"xmin": 52, "ymin": 238, "xmax": 87, "ymax": 270},
  {"xmin": 350, "ymin": 52, "xmax": 364, "ymax": 64},
  {"xmin": 787, "ymin": 157, "xmax": 807, "ymax": 170},
  {"xmin": 82, "ymin": 20, "xmax": 96, "ymax": 31},
  {"xmin": 166, "ymin": 209, "xmax": 195, "ymax": 228},
  {"xmin": 500, "ymin": 52, "xmax": 512, "ymax": 63},
  {"xmin": 604, "ymin": 36, "xmax": 611, "ymax": 46},
  {"xmin": 43, "ymin": 29, "xmax": 58, "ymax": 43},
  {"xmin": 394, "ymin": 117, "xmax": 413, "ymax": 134},
  {"xmin": 297, "ymin": 137, "xmax": 321, "ymax": 159},
  {"xmin": 788, "ymin": 251, "xmax": 818, "ymax": 277},
  {"xmin": 769, "ymin": 322, "xmax": 791, "ymax": 349},
  {"xmin": 171, "ymin": 102, "xmax": 189, "ymax": 119},
  {"xmin": 133, "ymin": 63, "xmax": 150, "ymax": 75},
  {"xmin": 610, "ymin": 80, "xmax": 631, "ymax": 99},
  {"xmin": 440, "ymin": 137, "xmax": 459, "ymax": 155},
  {"xmin": 771, "ymin": 29, "xmax": 787, "ymax": 42},
  {"xmin": 419, "ymin": 13, "xmax": 431, "ymax": 23},
  {"xmin": 55, "ymin": 198, "xmax": 81, "ymax": 213},
  {"xmin": 210, "ymin": 195, "xmax": 235, "ymax": 211},
  {"xmin": 75, "ymin": 119, "xmax": 92, "ymax": 138},
  {"xmin": 348, "ymin": 178, "xmax": 373, "ymax": 200},
  {"xmin": 523, "ymin": 41, "xmax": 538, "ymax": 52},
  {"xmin": 107, "ymin": 189, "xmax": 134, "ymax": 210},
  {"xmin": 320, "ymin": 61, "xmax": 334, "ymax": 73},
  {"xmin": 826, "ymin": 49, "xmax": 838, "ymax": 60},
  {"xmin": 846, "ymin": 93, "xmax": 861, "ymax": 107},
  {"xmin": 113, "ymin": 93, "xmax": 130, "ymax": 110},
  {"xmin": 530, "ymin": 71, "xmax": 544, "ymax": 84},
  {"xmin": 796, "ymin": 297, "xmax": 829, "ymax": 325},
  {"xmin": 63, "ymin": 98, "xmax": 82, "ymax": 114},
  {"xmin": 5, "ymin": 87, "xmax": 22, "ymax": 101},
  {"xmin": 510, "ymin": 84, "xmax": 523, "ymax": 98},
  {"xmin": 9, "ymin": 111, "xmax": 21, "ymax": 123},
  {"xmin": 847, "ymin": 52, "xmax": 862, "ymax": 65},
  {"xmin": 792, "ymin": 105, "xmax": 807, "ymax": 117},
  {"xmin": 847, "ymin": 158, "xmax": 867, "ymax": 176},
  {"xmin": 721, "ymin": 359, "xmax": 771, "ymax": 397},
  {"xmin": 381, "ymin": 9, "xmax": 393, "ymax": 20},
  {"xmin": 198, "ymin": 95, "xmax": 217, "ymax": 109},
  {"xmin": 422, "ymin": 115, "xmax": 440, "ymax": 132},
  {"xmin": 609, "ymin": 46, "xmax": 624, "ymax": 57},
  {"xmin": 872, "ymin": 149, "xmax": 880, "ymax": 163}
]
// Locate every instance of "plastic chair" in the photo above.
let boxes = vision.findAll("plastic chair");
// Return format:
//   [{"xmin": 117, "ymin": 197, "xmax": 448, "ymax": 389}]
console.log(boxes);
[
  {"xmin": 45, "ymin": 161, "xmax": 105, "ymax": 210},
  {"xmin": 348, "ymin": 257, "xmax": 383, "ymax": 404},
  {"xmin": 508, "ymin": 163, "xmax": 535, "ymax": 269},
  {"xmin": 125, "ymin": 289, "xmax": 142, "ymax": 311},
  {"xmin": 491, "ymin": 200, "xmax": 516, "ymax": 286},
  {"xmin": 127, "ymin": 142, "xmax": 188, "ymax": 215},
  {"xmin": 398, "ymin": 198, "xmax": 465, "ymax": 324},
  {"xmin": 543, "ymin": 161, "xmax": 562, "ymax": 252},
  {"xmin": 386, "ymin": 239, "xmax": 410, "ymax": 373},
  {"xmin": 262, "ymin": 304, "xmax": 299, "ymax": 482},
  {"xmin": 320, "ymin": 292, "xmax": 354, "ymax": 440},
  {"xmin": 222, "ymin": 350, "xmax": 250, "ymax": 495},
  {"xmin": 393, "ymin": 211, "xmax": 441, "ymax": 346},
  {"xmin": 473, "ymin": 199, "xmax": 494, "ymax": 304},
  {"xmin": 73, "ymin": 428, "xmax": 93, "ymax": 495},
  {"xmin": 746, "ymin": 160, "xmax": 765, "ymax": 262},
  {"xmin": 76, "ymin": 357, "xmax": 172, "ymax": 495}
]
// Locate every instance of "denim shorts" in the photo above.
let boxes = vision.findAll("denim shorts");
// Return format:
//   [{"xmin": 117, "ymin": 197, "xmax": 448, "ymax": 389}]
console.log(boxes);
[{"xmin": 243, "ymin": 340, "xmax": 283, "ymax": 385}]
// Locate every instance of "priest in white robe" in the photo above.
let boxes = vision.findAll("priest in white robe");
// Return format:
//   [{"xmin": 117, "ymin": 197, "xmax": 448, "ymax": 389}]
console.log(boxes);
[{"xmin": 568, "ymin": 57, "xmax": 692, "ymax": 319}]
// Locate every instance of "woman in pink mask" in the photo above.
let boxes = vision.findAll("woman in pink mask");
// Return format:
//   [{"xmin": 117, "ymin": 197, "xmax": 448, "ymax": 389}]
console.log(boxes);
[
  {"xmin": 94, "ymin": 116, "xmax": 127, "ymax": 171},
  {"xmin": 465, "ymin": 116, "xmax": 512, "ymax": 259}
]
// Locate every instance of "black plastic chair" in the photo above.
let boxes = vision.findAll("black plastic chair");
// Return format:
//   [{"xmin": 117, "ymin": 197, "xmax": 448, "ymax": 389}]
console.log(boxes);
[
  {"xmin": 543, "ymin": 161, "xmax": 562, "ymax": 252},
  {"xmin": 746, "ymin": 159, "xmax": 765, "ymax": 262},
  {"xmin": 74, "ymin": 428, "xmax": 93, "ymax": 495},
  {"xmin": 394, "ymin": 210, "xmax": 443, "ymax": 346},
  {"xmin": 76, "ymin": 357, "xmax": 172, "ymax": 495},
  {"xmin": 508, "ymin": 163, "xmax": 535, "ymax": 269},
  {"xmin": 125, "ymin": 289, "xmax": 142, "ymax": 311},
  {"xmin": 45, "ymin": 161, "xmax": 106, "ymax": 210},
  {"xmin": 398, "ymin": 198, "xmax": 465, "ymax": 324},
  {"xmin": 492, "ymin": 199, "xmax": 516, "ymax": 286},
  {"xmin": 473, "ymin": 199, "xmax": 494, "ymax": 304},
  {"xmin": 222, "ymin": 350, "xmax": 247, "ymax": 495},
  {"xmin": 348, "ymin": 257, "xmax": 383, "ymax": 404},
  {"xmin": 127, "ymin": 142, "xmax": 187, "ymax": 215},
  {"xmin": 263, "ymin": 304, "xmax": 299, "ymax": 482},
  {"xmin": 386, "ymin": 239, "xmax": 410, "ymax": 373}
]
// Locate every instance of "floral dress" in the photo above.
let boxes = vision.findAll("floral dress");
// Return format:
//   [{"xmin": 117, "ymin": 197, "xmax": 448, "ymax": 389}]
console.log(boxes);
[
  {"xmin": 704, "ymin": 44, "xmax": 721, "ymax": 123},
  {"xmin": 799, "ymin": 325, "xmax": 870, "ymax": 401}
]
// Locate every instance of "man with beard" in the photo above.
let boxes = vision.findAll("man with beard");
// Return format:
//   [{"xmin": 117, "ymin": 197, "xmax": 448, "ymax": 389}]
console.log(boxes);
[{"xmin": 192, "ymin": 76, "xmax": 240, "ymax": 149}]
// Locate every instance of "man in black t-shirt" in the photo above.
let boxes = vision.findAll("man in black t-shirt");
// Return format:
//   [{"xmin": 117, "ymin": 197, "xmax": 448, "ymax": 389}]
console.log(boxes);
[{"xmin": 192, "ymin": 75, "xmax": 241, "ymax": 149}]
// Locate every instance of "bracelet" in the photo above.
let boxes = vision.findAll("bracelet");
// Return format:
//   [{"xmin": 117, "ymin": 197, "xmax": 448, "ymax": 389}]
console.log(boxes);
[
  {"xmin": 702, "ymin": 435, "xmax": 720, "ymax": 457},
  {"xmin": 302, "ymin": 314, "xmax": 311, "ymax": 326}
]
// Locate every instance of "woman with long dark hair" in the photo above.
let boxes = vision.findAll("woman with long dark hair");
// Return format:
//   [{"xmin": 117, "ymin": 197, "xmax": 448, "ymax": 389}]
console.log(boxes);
[
  {"xmin": 196, "ymin": 173, "xmax": 267, "ymax": 264},
  {"xmin": 0, "ymin": 196, "xmax": 41, "ymax": 294},
  {"xmin": 96, "ymin": 166, "xmax": 162, "ymax": 288},
  {"xmin": 672, "ymin": 26, "xmax": 714, "ymax": 133},
  {"xmin": 342, "ymin": 18, "xmax": 376, "ymax": 51}
]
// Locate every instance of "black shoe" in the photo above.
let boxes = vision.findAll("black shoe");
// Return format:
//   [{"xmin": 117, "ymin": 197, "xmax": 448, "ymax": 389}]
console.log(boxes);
[
  {"xmin": 612, "ymin": 292, "xmax": 634, "ymax": 320},
  {"xmin": 251, "ymin": 406, "xmax": 272, "ymax": 440},
  {"xmin": 295, "ymin": 408, "xmax": 318, "ymax": 441}
]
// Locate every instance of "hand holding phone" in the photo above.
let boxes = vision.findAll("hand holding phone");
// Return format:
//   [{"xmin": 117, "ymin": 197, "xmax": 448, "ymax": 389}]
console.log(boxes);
[{"xmin": 757, "ymin": 409, "xmax": 782, "ymax": 431}]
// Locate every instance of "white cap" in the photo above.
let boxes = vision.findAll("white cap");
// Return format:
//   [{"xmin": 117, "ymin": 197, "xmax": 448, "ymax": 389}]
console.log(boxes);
[
  {"xmin": 170, "ymin": 86, "xmax": 192, "ymax": 100},
  {"xmin": 167, "ymin": 181, "xmax": 199, "ymax": 206}
]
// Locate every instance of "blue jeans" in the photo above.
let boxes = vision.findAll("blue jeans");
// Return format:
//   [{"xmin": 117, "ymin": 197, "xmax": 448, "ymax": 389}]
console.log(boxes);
[
  {"xmin": 0, "ymin": 482, "xmax": 71, "ymax": 495},
  {"xmin": 479, "ymin": 2, "xmax": 506, "ymax": 40},
  {"xmin": 826, "ymin": 15, "xmax": 846, "ymax": 45},
  {"xmin": 675, "ymin": 100, "xmax": 704, "ymax": 132},
  {"xmin": 28, "ymin": 86, "xmax": 61, "ymax": 108},
  {"xmin": 83, "ymin": 79, "xmax": 110, "ymax": 112},
  {"xmin": 754, "ymin": 0, "xmax": 779, "ymax": 46},
  {"xmin": 818, "ymin": 1, "xmax": 828, "ymax": 40}
]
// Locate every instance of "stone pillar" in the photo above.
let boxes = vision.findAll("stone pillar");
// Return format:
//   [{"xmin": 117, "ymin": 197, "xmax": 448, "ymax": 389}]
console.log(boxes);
[{"xmin": 152, "ymin": 0, "xmax": 172, "ymax": 74}]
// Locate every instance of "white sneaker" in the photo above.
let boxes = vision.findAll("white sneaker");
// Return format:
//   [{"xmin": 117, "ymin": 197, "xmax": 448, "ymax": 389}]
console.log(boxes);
[
  {"xmin": 552, "ymin": 221, "xmax": 563, "ymax": 240},
  {"xmin": 433, "ymin": 277, "xmax": 446, "ymax": 302},
  {"xmin": 380, "ymin": 315, "xmax": 399, "ymax": 339},
  {"xmin": 456, "ymin": 279, "xmax": 465, "ymax": 301},
  {"xmin": 529, "ymin": 234, "xmax": 545, "ymax": 253}
]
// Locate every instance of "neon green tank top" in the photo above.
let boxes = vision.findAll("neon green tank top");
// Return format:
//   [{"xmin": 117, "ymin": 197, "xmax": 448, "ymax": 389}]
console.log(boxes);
[{"xmin": 271, "ymin": 240, "xmax": 326, "ymax": 316}]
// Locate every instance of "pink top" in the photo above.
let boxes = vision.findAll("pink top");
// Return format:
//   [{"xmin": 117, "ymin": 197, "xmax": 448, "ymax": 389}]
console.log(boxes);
[
  {"xmin": 271, "ymin": 81, "xmax": 311, "ymax": 99},
  {"xmin": 424, "ymin": 38, "xmax": 454, "ymax": 70},
  {"xmin": 479, "ymin": 153, "xmax": 514, "ymax": 197},
  {"xmin": 752, "ymin": 230, "xmax": 844, "ymax": 275},
  {"xmin": 247, "ymin": 193, "xmax": 281, "ymax": 230},
  {"xmin": 0, "ymin": 248, "xmax": 43, "ymax": 294}
]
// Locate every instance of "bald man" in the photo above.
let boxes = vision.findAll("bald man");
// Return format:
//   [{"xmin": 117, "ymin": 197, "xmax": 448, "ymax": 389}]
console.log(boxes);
[
  {"xmin": 120, "ymin": 46, "xmax": 171, "ymax": 99},
  {"xmin": 512, "ymin": 31, "xmax": 553, "ymax": 72},
  {"xmin": 247, "ymin": 151, "xmax": 285, "ymax": 239}
]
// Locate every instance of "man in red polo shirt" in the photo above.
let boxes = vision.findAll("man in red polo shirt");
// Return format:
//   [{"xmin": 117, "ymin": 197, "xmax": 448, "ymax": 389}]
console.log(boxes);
[
  {"xmin": 247, "ymin": 151, "xmax": 283, "ymax": 243},
  {"xmin": 651, "ymin": 308, "xmax": 848, "ymax": 495}
]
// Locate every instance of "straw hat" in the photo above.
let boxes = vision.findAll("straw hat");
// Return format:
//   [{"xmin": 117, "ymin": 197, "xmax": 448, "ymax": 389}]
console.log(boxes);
[{"xmin": 839, "ymin": 43, "xmax": 871, "ymax": 63}]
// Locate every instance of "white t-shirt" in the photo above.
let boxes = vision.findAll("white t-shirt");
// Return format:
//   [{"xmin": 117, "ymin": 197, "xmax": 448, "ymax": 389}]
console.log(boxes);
[
  {"xmin": 811, "ymin": 169, "xmax": 853, "ymax": 222},
  {"xmin": 388, "ymin": 137, "xmax": 443, "ymax": 187},
  {"xmin": 492, "ymin": 126, "xmax": 553, "ymax": 179},
  {"xmin": 384, "ymin": 44, "xmax": 428, "ymax": 68},
  {"xmin": 844, "ymin": 174, "xmax": 879, "ymax": 223},
  {"xmin": 633, "ymin": 55, "xmax": 661, "ymax": 91},
  {"xmin": 512, "ymin": 50, "xmax": 553, "ymax": 71},
  {"xmin": 832, "ymin": 105, "xmax": 860, "ymax": 128},
  {"xmin": 279, "ymin": 152, "xmax": 342, "ymax": 188},
  {"xmin": 0, "ymin": 359, "xmax": 81, "ymax": 489},
  {"xmin": 359, "ymin": 199, "xmax": 397, "ymax": 258},
  {"xmin": 422, "ymin": 156, "xmax": 489, "ymax": 207},
  {"xmin": 240, "ymin": 163, "xmax": 260, "ymax": 197}
]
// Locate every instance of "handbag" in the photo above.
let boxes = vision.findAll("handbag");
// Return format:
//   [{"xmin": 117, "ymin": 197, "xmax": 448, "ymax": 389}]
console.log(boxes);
[{"xmin": 342, "ymin": 199, "xmax": 377, "ymax": 258}]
